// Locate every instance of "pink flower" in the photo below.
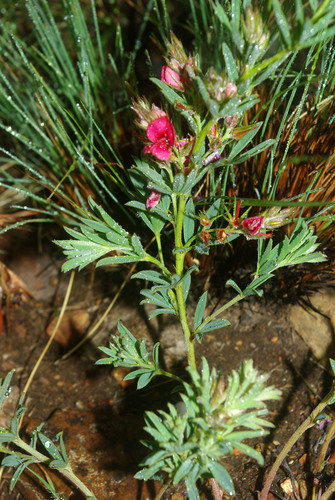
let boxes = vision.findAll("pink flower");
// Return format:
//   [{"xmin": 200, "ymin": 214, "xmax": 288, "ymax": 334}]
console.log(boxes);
[
  {"xmin": 242, "ymin": 216, "xmax": 264, "ymax": 235},
  {"xmin": 161, "ymin": 65, "xmax": 185, "ymax": 90},
  {"xmin": 146, "ymin": 190, "xmax": 161, "ymax": 209},
  {"xmin": 224, "ymin": 82, "xmax": 237, "ymax": 98},
  {"xmin": 143, "ymin": 116, "xmax": 175, "ymax": 161}
]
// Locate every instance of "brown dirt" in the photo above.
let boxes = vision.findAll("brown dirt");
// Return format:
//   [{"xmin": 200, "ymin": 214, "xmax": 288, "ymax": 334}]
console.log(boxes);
[{"xmin": 0, "ymin": 228, "xmax": 334, "ymax": 500}]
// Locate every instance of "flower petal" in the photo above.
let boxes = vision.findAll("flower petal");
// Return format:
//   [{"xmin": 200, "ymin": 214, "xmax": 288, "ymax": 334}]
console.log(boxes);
[
  {"xmin": 150, "ymin": 140, "xmax": 171, "ymax": 161},
  {"xmin": 146, "ymin": 116, "xmax": 175, "ymax": 146}
]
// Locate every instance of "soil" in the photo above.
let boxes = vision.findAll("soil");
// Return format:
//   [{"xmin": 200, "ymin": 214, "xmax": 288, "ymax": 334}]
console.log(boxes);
[{"xmin": 0, "ymin": 227, "xmax": 334, "ymax": 500}]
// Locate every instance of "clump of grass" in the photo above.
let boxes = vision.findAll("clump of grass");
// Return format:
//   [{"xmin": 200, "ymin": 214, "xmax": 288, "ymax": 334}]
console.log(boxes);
[{"xmin": 0, "ymin": 0, "xmax": 156, "ymax": 230}]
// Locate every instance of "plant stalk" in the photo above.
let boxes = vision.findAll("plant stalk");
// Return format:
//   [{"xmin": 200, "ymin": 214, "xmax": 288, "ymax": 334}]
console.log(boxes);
[
  {"xmin": 174, "ymin": 193, "xmax": 196, "ymax": 370},
  {"xmin": 14, "ymin": 437, "xmax": 96, "ymax": 499},
  {"xmin": 312, "ymin": 419, "xmax": 335, "ymax": 500},
  {"xmin": 197, "ymin": 293, "xmax": 245, "ymax": 333},
  {"xmin": 260, "ymin": 386, "xmax": 335, "ymax": 500}
]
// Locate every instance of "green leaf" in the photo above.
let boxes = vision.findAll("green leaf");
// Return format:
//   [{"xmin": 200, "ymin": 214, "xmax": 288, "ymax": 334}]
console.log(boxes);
[
  {"xmin": 134, "ymin": 462, "xmax": 165, "ymax": 481},
  {"xmin": 132, "ymin": 270, "xmax": 170, "ymax": 285},
  {"xmin": 0, "ymin": 430, "xmax": 16, "ymax": 443},
  {"xmin": 185, "ymin": 479, "xmax": 200, "ymax": 500},
  {"xmin": 173, "ymin": 458, "xmax": 194, "ymax": 484},
  {"xmin": 222, "ymin": 42, "xmax": 238, "ymax": 82},
  {"xmin": 173, "ymin": 173, "xmax": 185, "ymax": 193},
  {"xmin": 38, "ymin": 433, "xmax": 64, "ymax": 463},
  {"xmin": 207, "ymin": 461, "xmax": 235, "ymax": 495},
  {"xmin": 148, "ymin": 307, "xmax": 176, "ymax": 319},
  {"xmin": 151, "ymin": 77, "xmax": 185, "ymax": 106},
  {"xmin": 194, "ymin": 292, "xmax": 207, "ymax": 330},
  {"xmin": 206, "ymin": 198, "xmax": 221, "ymax": 219},
  {"xmin": 231, "ymin": 0, "xmax": 240, "ymax": 29},
  {"xmin": 137, "ymin": 371, "xmax": 155, "ymax": 389},
  {"xmin": 88, "ymin": 197, "xmax": 128, "ymax": 235},
  {"xmin": 10, "ymin": 459, "xmax": 36, "ymax": 490},
  {"xmin": 212, "ymin": 1, "xmax": 231, "ymax": 31},
  {"xmin": 131, "ymin": 234, "xmax": 144, "ymax": 256},
  {"xmin": 96, "ymin": 255, "xmax": 142, "ymax": 267},
  {"xmin": 233, "ymin": 139, "xmax": 275, "ymax": 164},
  {"xmin": 56, "ymin": 432, "xmax": 68, "ymax": 464},
  {"xmin": 1, "ymin": 455, "xmax": 24, "ymax": 467},
  {"xmin": 226, "ymin": 279, "xmax": 243, "ymax": 295},
  {"xmin": 198, "ymin": 318, "xmax": 230, "ymax": 335},
  {"xmin": 230, "ymin": 440, "xmax": 264, "ymax": 464},
  {"xmin": 330, "ymin": 359, "xmax": 335, "ymax": 376},
  {"xmin": 133, "ymin": 161, "xmax": 171, "ymax": 194},
  {"xmin": 0, "ymin": 370, "xmax": 15, "ymax": 411},
  {"xmin": 272, "ymin": 0, "xmax": 292, "ymax": 48}
]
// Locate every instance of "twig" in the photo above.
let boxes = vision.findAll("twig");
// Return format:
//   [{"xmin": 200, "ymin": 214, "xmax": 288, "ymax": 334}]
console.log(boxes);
[
  {"xmin": 19, "ymin": 271, "xmax": 75, "ymax": 426},
  {"xmin": 210, "ymin": 478, "xmax": 222, "ymax": 500}
]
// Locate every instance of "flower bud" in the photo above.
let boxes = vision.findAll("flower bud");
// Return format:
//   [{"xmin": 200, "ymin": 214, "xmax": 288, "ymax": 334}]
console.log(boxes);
[
  {"xmin": 199, "ymin": 231, "xmax": 210, "ymax": 246},
  {"xmin": 216, "ymin": 229, "xmax": 227, "ymax": 243},
  {"xmin": 161, "ymin": 65, "xmax": 185, "ymax": 90},
  {"xmin": 242, "ymin": 216, "xmax": 264, "ymax": 235},
  {"xmin": 199, "ymin": 213, "xmax": 212, "ymax": 228},
  {"xmin": 146, "ymin": 190, "xmax": 161, "ymax": 209},
  {"xmin": 224, "ymin": 81, "xmax": 237, "ymax": 98}
]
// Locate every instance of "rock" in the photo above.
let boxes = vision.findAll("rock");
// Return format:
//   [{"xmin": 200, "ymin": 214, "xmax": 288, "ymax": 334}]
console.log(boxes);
[
  {"xmin": 46, "ymin": 310, "xmax": 90, "ymax": 348},
  {"xmin": 289, "ymin": 288, "xmax": 335, "ymax": 365}
]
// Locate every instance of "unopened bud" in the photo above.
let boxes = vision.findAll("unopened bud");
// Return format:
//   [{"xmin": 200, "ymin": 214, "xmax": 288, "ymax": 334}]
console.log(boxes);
[
  {"xmin": 216, "ymin": 229, "xmax": 227, "ymax": 243},
  {"xmin": 225, "ymin": 82, "xmax": 237, "ymax": 98},
  {"xmin": 199, "ymin": 231, "xmax": 210, "ymax": 246},
  {"xmin": 200, "ymin": 213, "xmax": 212, "ymax": 228}
]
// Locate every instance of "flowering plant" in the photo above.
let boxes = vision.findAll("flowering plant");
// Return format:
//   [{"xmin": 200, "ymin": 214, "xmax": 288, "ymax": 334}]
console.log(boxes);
[{"xmin": 54, "ymin": 2, "xmax": 334, "ymax": 498}]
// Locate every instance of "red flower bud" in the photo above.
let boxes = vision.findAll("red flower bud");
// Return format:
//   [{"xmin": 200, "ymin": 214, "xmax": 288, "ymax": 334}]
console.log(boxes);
[
  {"xmin": 161, "ymin": 65, "xmax": 185, "ymax": 90},
  {"xmin": 146, "ymin": 190, "xmax": 161, "ymax": 209},
  {"xmin": 199, "ymin": 231, "xmax": 210, "ymax": 246},
  {"xmin": 216, "ymin": 229, "xmax": 227, "ymax": 243},
  {"xmin": 242, "ymin": 216, "xmax": 264, "ymax": 235}
]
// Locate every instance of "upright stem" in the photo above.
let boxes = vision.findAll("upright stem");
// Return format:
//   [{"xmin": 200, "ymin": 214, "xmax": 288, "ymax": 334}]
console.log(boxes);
[
  {"xmin": 260, "ymin": 387, "xmax": 335, "ymax": 500},
  {"xmin": 155, "ymin": 231, "xmax": 165, "ymax": 269},
  {"xmin": 174, "ymin": 193, "xmax": 196, "ymax": 370}
]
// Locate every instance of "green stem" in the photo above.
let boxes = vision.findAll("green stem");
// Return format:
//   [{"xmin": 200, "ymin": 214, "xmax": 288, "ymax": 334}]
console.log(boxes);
[
  {"xmin": 174, "ymin": 194, "xmax": 196, "ymax": 370},
  {"xmin": 157, "ymin": 369, "xmax": 184, "ymax": 385},
  {"xmin": 260, "ymin": 386, "xmax": 335, "ymax": 500},
  {"xmin": 193, "ymin": 117, "xmax": 216, "ymax": 156},
  {"xmin": 145, "ymin": 253, "xmax": 171, "ymax": 276},
  {"xmin": 155, "ymin": 231, "xmax": 165, "ymax": 269},
  {"xmin": 14, "ymin": 436, "xmax": 96, "ymax": 499}
]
